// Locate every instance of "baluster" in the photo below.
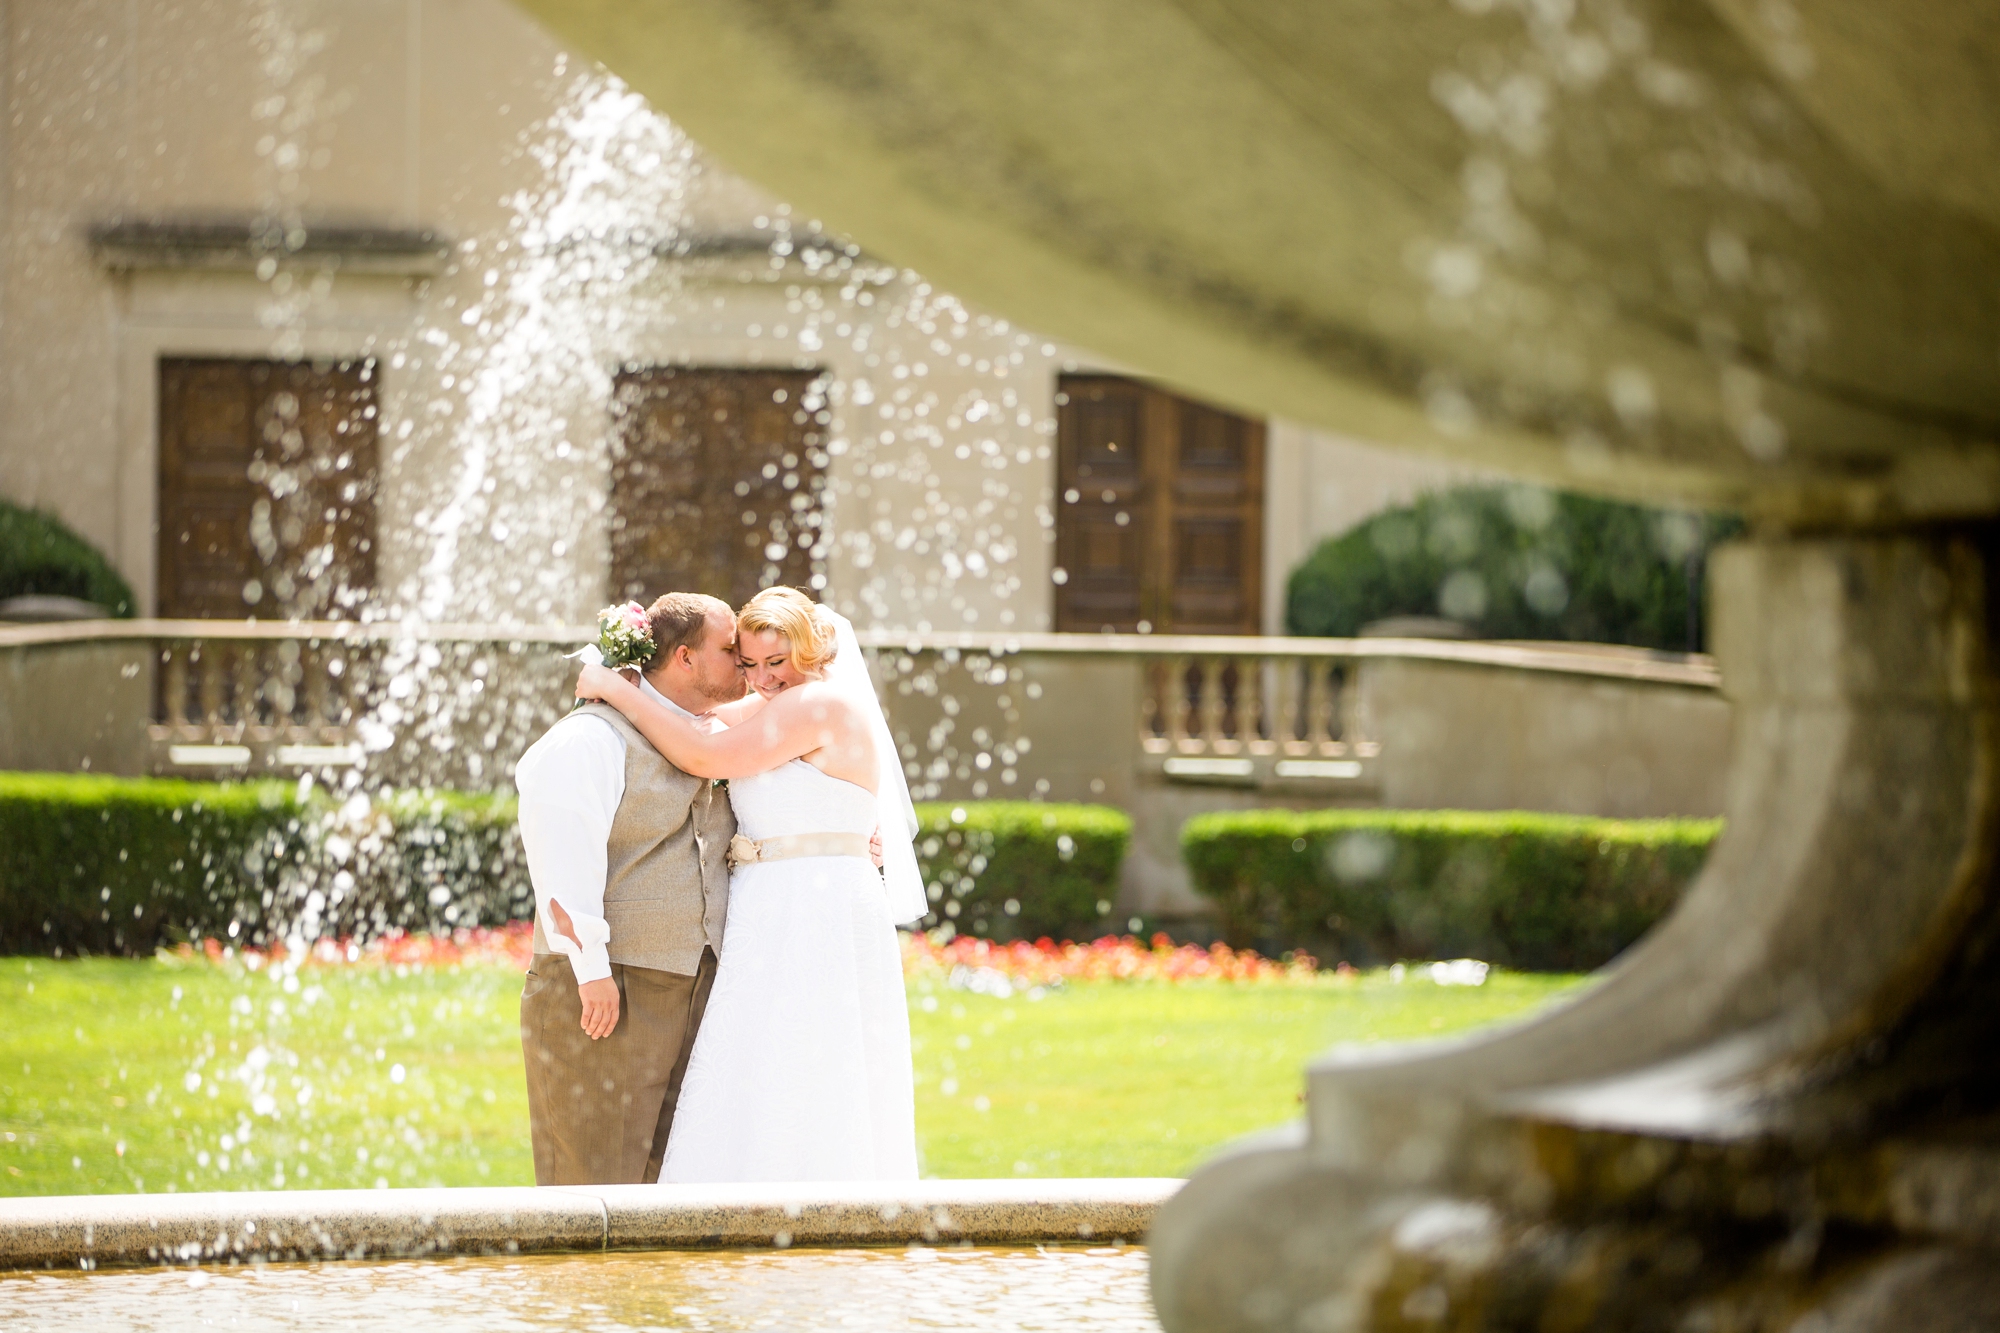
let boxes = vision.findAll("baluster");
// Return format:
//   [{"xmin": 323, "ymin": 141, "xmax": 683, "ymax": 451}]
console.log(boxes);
[
  {"xmin": 246, "ymin": 641, "xmax": 267, "ymax": 730},
  {"xmin": 1273, "ymin": 656, "xmax": 1303, "ymax": 752},
  {"xmin": 329, "ymin": 643, "xmax": 353, "ymax": 728},
  {"xmin": 1327, "ymin": 661, "xmax": 1351, "ymax": 751},
  {"xmin": 230, "ymin": 643, "xmax": 254, "ymax": 732},
  {"xmin": 1165, "ymin": 655, "xmax": 1191, "ymax": 749},
  {"xmin": 272, "ymin": 638, "xmax": 300, "ymax": 729},
  {"xmin": 265, "ymin": 641, "xmax": 282, "ymax": 729},
  {"xmin": 273, "ymin": 640, "xmax": 292, "ymax": 729},
  {"xmin": 326, "ymin": 644, "xmax": 351, "ymax": 728},
  {"xmin": 304, "ymin": 641, "xmax": 331, "ymax": 734},
  {"xmin": 246, "ymin": 642, "xmax": 265, "ymax": 730},
  {"xmin": 344, "ymin": 640, "xmax": 375, "ymax": 728},
  {"xmin": 253, "ymin": 643, "xmax": 264, "ymax": 729},
  {"xmin": 161, "ymin": 645, "xmax": 189, "ymax": 728},
  {"xmin": 193, "ymin": 643, "xmax": 222, "ymax": 733},
  {"xmin": 212, "ymin": 642, "xmax": 233, "ymax": 730},
  {"xmin": 1138, "ymin": 660, "xmax": 1162, "ymax": 751},
  {"xmin": 1338, "ymin": 658, "xmax": 1375, "ymax": 756},
  {"xmin": 1306, "ymin": 658, "xmax": 1336, "ymax": 753},
  {"xmin": 362, "ymin": 641, "xmax": 381, "ymax": 727},
  {"xmin": 1239, "ymin": 656, "xmax": 1266, "ymax": 751},
  {"xmin": 1200, "ymin": 657, "xmax": 1227, "ymax": 750}
]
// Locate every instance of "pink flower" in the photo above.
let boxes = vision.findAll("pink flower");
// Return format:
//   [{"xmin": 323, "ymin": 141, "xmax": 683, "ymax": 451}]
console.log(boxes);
[{"xmin": 623, "ymin": 604, "xmax": 649, "ymax": 634}]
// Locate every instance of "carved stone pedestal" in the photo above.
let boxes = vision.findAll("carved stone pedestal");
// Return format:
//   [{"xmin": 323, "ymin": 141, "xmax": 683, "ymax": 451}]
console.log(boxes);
[{"xmin": 1152, "ymin": 532, "xmax": 2000, "ymax": 1331}]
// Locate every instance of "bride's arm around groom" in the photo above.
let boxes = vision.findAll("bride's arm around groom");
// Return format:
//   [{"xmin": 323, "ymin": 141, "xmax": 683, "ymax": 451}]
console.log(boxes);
[
  {"xmin": 575, "ymin": 593, "xmax": 931, "ymax": 928},
  {"xmin": 573, "ymin": 657, "xmax": 880, "ymax": 793}
]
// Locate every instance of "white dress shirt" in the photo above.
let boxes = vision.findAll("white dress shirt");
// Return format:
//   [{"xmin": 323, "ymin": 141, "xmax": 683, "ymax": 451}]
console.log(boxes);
[{"xmin": 515, "ymin": 679, "xmax": 706, "ymax": 985}]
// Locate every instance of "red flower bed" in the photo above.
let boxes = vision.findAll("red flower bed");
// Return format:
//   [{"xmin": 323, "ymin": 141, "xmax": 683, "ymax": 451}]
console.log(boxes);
[
  {"xmin": 171, "ymin": 922, "xmax": 536, "ymax": 972},
  {"xmin": 904, "ymin": 931, "xmax": 1320, "ymax": 985},
  {"xmin": 172, "ymin": 923, "xmax": 1323, "ymax": 985}
]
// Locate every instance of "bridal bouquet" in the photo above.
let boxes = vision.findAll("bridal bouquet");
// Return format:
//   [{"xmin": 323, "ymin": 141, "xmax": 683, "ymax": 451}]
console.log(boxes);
[{"xmin": 569, "ymin": 601, "xmax": 654, "ymax": 710}]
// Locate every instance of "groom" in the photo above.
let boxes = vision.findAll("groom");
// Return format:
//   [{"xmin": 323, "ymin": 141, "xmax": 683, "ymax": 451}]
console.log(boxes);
[{"xmin": 514, "ymin": 591, "xmax": 744, "ymax": 1186}]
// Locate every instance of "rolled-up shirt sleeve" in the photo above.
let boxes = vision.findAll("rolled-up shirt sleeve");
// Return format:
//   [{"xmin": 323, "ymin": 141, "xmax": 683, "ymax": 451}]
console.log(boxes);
[{"xmin": 515, "ymin": 715, "xmax": 626, "ymax": 984}]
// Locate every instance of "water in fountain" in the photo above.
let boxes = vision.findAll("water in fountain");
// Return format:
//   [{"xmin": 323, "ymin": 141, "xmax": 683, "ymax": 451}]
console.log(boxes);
[
  {"xmin": 3, "ymin": 1245, "xmax": 1161, "ymax": 1331},
  {"xmin": 203, "ymin": 29, "xmax": 1068, "ymax": 950},
  {"xmin": 67, "ymin": 21, "xmax": 1071, "ymax": 1198}
]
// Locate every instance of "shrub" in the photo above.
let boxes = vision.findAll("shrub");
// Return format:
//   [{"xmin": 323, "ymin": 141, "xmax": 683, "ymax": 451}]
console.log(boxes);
[
  {"xmin": 0, "ymin": 777, "xmax": 1135, "ymax": 957},
  {"xmin": 914, "ymin": 801, "xmax": 1132, "ymax": 942},
  {"xmin": 0, "ymin": 772, "xmax": 528, "ymax": 956},
  {"xmin": 1285, "ymin": 485, "xmax": 1740, "ymax": 650},
  {"xmin": 362, "ymin": 788, "xmax": 531, "ymax": 932},
  {"xmin": 0, "ymin": 772, "xmax": 299, "ymax": 955},
  {"xmin": 0, "ymin": 500, "xmax": 136, "ymax": 615},
  {"xmin": 1183, "ymin": 808, "xmax": 1720, "ymax": 971}
]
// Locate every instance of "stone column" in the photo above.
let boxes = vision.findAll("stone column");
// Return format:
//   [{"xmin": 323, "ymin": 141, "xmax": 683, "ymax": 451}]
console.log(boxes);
[{"xmin": 1150, "ymin": 530, "xmax": 2000, "ymax": 1330}]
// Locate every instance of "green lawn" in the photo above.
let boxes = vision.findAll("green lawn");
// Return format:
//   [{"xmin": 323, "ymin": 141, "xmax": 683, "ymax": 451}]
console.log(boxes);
[{"xmin": 0, "ymin": 957, "xmax": 1584, "ymax": 1194}]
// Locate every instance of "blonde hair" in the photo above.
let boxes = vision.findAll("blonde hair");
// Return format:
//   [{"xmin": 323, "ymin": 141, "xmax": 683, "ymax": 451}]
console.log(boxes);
[{"xmin": 737, "ymin": 587, "xmax": 839, "ymax": 676}]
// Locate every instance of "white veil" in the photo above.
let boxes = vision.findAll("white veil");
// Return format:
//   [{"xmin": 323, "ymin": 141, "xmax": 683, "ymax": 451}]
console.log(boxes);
[{"xmin": 821, "ymin": 608, "xmax": 930, "ymax": 926}]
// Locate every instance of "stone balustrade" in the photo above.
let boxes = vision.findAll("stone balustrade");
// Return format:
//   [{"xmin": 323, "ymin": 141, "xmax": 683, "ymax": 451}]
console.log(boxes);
[
  {"xmin": 0, "ymin": 619, "xmax": 1729, "ymax": 918},
  {"xmin": 0, "ymin": 619, "xmax": 1717, "ymax": 782}
]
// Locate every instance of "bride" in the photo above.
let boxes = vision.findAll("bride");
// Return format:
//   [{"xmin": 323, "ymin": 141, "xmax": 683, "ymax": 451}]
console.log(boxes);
[{"xmin": 573, "ymin": 587, "xmax": 924, "ymax": 1182}]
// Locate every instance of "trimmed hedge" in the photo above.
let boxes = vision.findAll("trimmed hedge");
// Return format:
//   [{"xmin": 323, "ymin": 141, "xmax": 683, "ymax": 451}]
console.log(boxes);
[
  {"xmin": 914, "ymin": 801, "xmax": 1132, "ymax": 942},
  {"xmin": 0, "ymin": 500, "xmax": 136, "ymax": 616},
  {"xmin": 1184, "ymin": 808, "xmax": 1720, "ymax": 971},
  {"xmin": 0, "ymin": 773, "xmax": 297, "ymax": 955},
  {"xmin": 366, "ymin": 789, "xmax": 531, "ymax": 928},
  {"xmin": 1, "ymin": 774, "xmax": 1133, "ymax": 956},
  {"xmin": 0, "ymin": 772, "xmax": 529, "ymax": 956}
]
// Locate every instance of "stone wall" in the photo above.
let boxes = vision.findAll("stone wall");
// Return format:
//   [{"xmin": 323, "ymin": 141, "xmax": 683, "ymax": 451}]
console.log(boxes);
[
  {"xmin": 0, "ymin": 638, "xmax": 153, "ymax": 777},
  {"xmin": 1360, "ymin": 656, "xmax": 1733, "ymax": 821}
]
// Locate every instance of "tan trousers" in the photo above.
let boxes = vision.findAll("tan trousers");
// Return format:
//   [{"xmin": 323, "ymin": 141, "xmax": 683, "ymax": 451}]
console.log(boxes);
[{"xmin": 519, "ymin": 948, "xmax": 717, "ymax": 1185}]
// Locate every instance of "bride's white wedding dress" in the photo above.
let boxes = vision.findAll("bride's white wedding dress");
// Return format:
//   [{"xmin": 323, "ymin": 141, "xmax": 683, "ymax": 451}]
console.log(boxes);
[{"xmin": 659, "ymin": 757, "xmax": 920, "ymax": 1182}]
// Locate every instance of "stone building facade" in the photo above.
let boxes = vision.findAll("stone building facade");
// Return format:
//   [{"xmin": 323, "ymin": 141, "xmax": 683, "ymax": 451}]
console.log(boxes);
[{"xmin": 0, "ymin": 0, "xmax": 1472, "ymax": 638}]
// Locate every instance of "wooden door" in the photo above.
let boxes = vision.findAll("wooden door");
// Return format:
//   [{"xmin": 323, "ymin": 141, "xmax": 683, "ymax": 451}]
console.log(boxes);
[
  {"xmin": 1054, "ymin": 375, "xmax": 1263, "ymax": 633},
  {"xmin": 157, "ymin": 358, "xmax": 378, "ymax": 620},
  {"xmin": 609, "ymin": 367, "xmax": 827, "ymax": 609},
  {"xmin": 1167, "ymin": 397, "xmax": 1264, "ymax": 633},
  {"xmin": 1053, "ymin": 377, "xmax": 1150, "ymax": 630}
]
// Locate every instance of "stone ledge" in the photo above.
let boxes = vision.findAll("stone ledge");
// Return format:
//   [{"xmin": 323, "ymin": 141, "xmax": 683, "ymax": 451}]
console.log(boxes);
[
  {"xmin": 0, "ymin": 1179, "xmax": 1180, "ymax": 1271},
  {"xmin": 87, "ymin": 220, "xmax": 450, "ymax": 276}
]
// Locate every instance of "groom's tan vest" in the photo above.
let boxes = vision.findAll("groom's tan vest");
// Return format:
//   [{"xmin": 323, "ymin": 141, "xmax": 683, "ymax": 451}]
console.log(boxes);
[{"xmin": 528, "ymin": 702, "xmax": 734, "ymax": 975}]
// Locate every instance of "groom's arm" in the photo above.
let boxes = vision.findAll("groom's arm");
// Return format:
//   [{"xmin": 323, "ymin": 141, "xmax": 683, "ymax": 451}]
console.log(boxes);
[{"xmin": 516, "ymin": 717, "xmax": 626, "ymax": 1038}]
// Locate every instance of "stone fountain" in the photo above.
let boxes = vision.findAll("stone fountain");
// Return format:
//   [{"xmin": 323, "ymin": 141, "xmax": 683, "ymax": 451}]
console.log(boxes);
[{"xmin": 512, "ymin": 1, "xmax": 2000, "ymax": 1324}]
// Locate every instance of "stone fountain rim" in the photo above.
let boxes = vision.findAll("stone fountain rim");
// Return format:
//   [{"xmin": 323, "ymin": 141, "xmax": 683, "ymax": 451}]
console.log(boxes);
[{"xmin": 0, "ymin": 1178, "xmax": 1180, "ymax": 1272}]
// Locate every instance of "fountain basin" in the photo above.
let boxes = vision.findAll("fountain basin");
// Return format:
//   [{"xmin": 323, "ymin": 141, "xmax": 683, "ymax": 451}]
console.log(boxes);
[
  {"xmin": 0, "ymin": 1179, "xmax": 1176, "ymax": 1271},
  {"xmin": 4, "ymin": 1244, "xmax": 1162, "ymax": 1332}
]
